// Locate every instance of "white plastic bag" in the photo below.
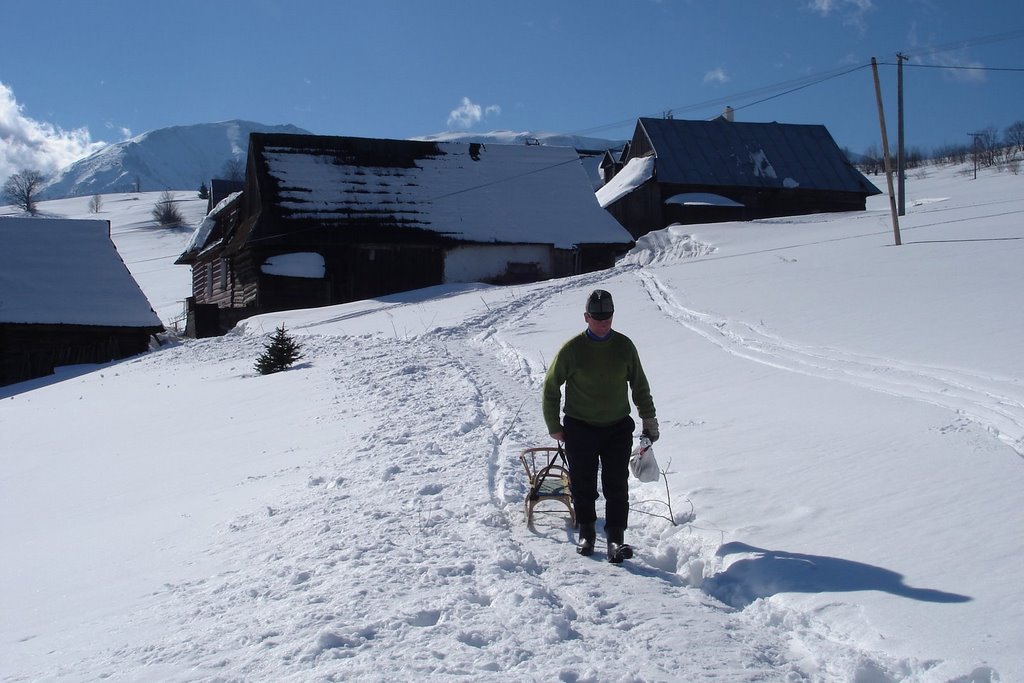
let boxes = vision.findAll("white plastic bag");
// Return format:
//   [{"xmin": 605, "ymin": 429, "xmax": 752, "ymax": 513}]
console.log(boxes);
[{"xmin": 629, "ymin": 436, "xmax": 660, "ymax": 482}]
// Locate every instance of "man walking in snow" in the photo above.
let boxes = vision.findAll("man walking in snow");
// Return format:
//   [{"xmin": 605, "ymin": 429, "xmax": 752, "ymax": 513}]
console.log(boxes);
[{"xmin": 542, "ymin": 289, "xmax": 659, "ymax": 562}]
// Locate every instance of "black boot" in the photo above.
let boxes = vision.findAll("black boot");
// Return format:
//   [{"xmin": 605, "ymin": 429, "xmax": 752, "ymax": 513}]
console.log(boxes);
[
  {"xmin": 606, "ymin": 527, "xmax": 633, "ymax": 564},
  {"xmin": 576, "ymin": 522, "xmax": 596, "ymax": 556}
]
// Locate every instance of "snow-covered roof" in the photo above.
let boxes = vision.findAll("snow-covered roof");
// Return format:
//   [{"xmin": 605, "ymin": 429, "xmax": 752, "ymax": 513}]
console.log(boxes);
[
  {"xmin": 184, "ymin": 191, "xmax": 241, "ymax": 254},
  {"xmin": 595, "ymin": 155, "xmax": 655, "ymax": 208},
  {"xmin": 0, "ymin": 217, "xmax": 162, "ymax": 327},
  {"xmin": 248, "ymin": 134, "xmax": 634, "ymax": 249}
]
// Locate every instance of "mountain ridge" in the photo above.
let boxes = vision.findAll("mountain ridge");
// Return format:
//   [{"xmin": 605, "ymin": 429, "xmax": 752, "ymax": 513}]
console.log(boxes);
[
  {"xmin": 41, "ymin": 123, "xmax": 625, "ymax": 200},
  {"xmin": 41, "ymin": 120, "xmax": 310, "ymax": 199}
]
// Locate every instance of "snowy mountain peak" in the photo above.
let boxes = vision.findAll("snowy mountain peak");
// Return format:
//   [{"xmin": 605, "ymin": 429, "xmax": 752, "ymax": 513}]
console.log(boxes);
[{"xmin": 41, "ymin": 120, "xmax": 310, "ymax": 200}]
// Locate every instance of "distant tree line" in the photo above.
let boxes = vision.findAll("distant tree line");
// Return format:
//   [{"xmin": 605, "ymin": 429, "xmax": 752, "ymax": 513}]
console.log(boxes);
[{"xmin": 850, "ymin": 119, "xmax": 1024, "ymax": 176}]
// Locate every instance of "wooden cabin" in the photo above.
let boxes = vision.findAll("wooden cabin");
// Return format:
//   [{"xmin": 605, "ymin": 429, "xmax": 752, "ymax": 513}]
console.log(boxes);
[
  {"xmin": 0, "ymin": 217, "xmax": 163, "ymax": 386},
  {"xmin": 206, "ymin": 178, "xmax": 244, "ymax": 214},
  {"xmin": 597, "ymin": 117, "xmax": 881, "ymax": 239},
  {"xmin": 177, "ymin": 133, "xmax": 634, "ymax": 337}
]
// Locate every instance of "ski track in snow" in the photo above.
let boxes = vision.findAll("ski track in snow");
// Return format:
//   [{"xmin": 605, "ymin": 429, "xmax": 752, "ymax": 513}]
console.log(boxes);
[
  {"xmin": 423, "ymin": 272, "xmax": 939, "ymax": 681},
  {"xmin": 12, "ymin": 311, "xmax": 936, "ymax": 681},
  {"xmin": 637, "ymin": 268, "xmax": 1024, "ymax": 459}
]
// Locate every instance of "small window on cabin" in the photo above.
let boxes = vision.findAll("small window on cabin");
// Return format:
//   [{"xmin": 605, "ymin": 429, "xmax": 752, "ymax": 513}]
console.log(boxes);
[
  {"xmin": 219, "ymin": 260, "xmax": 228, "ymax": 291},
  {"xmin": 204, "ymin": 263, "xmax": 213, "ymax": 298}
]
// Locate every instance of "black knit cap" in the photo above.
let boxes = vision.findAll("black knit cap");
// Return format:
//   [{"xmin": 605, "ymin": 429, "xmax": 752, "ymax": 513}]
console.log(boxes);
[{"xmin": 586, "ymin": 289, "xmax": 614, "ymax": 319}]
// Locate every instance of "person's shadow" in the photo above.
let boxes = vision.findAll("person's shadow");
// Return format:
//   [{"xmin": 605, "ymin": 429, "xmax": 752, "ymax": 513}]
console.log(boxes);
[{"xmin": 703, "ymin": 542, "xmax": 972, "ymax": 609}]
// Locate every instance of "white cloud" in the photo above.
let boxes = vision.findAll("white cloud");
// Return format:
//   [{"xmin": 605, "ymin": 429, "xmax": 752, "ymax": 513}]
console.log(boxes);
[
  {"xmin": 807, "ymin": 0, "xmax": 873, "ymax": 29},
  {"xmin": 931, "ymin": 53, "xmax": 987, "ymax": 83},
  {"xmin": 704, "ymin": 68, "xmax": 730, "ymax": 85},
  {"xmin": 105, "ymin": 121, "xmax": 133, "ymax": 139},
  {"xmin": 808, "ymin": 0, "xmax": 872, "ymax": 14},
  {"xmin": 905, "ymin": 25, "xmax": 986, "ymax": 84},
  {"xmin": 447, "ymin": 97, "xmax": 501, "ymax": 130},
  {"xmin": 808, "ymin": 0, "xmax": 837, "ymax": 13},
  {"xmin": 0, "ymin": 82, "xmax": 106, "ymax": 184}
]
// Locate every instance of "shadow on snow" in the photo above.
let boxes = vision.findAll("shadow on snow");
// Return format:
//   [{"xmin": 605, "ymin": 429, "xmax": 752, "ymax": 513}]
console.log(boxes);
[{"xmin": 703, "ymin": 542, "xmax": 972, "ymax": 609}]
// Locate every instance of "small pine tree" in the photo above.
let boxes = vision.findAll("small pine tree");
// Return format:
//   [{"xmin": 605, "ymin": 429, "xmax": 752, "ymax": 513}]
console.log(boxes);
[
  {"xmin": 255, "ymin": 325, "xmax": 304, "ymax": 375},
  {"xmin": 198, "ymin": 182, "xmax": 210, "ymax": 200}
]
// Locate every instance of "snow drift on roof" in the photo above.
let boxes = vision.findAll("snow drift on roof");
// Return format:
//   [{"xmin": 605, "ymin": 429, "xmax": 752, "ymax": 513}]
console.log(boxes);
[
  {"xmin": 596, "ymin": 155, "xmax": 655, "ymax": 208},
  {"xmin": 0, "ymin": 217, "xmax": 161, "ymax": 327},
  {"xmin": 184, "ymin": 191, "xmax": 241, "ymax": 254}
]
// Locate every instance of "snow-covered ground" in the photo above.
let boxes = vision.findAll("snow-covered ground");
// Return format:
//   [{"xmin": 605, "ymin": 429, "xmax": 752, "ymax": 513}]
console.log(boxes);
[{"xmin": 2, "ymin": 164, "xmax": 1022, "ymax": 681}]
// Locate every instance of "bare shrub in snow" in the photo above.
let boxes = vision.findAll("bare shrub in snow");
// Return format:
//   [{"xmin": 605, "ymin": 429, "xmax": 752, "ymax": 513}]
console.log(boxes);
[{"xmin": 152, "ymin": 190, "xmax": 185, "ymax": 228}]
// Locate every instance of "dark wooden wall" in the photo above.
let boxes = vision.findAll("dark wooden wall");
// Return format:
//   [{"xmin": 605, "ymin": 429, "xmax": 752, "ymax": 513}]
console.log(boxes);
[{"xmin": 1, "ymin": 324, "xmax": 158, "ymax": 386}]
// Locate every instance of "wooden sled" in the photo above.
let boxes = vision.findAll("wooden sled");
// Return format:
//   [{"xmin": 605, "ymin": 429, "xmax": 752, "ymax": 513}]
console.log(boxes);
[{"xmin": 520, "ymin": 446, "xmax": 576, "ymax": 527}]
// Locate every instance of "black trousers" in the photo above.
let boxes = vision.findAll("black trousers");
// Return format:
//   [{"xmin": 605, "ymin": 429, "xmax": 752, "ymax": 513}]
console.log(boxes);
[{"xmin": 563, "ymin": 415, "xmax": 635, "ymax": 536}]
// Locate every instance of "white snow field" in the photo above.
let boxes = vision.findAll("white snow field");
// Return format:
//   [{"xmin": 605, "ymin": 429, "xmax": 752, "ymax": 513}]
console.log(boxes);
[{"xmin": 2, "ymin": 163, "xmax": 1022, "ymax": 681}]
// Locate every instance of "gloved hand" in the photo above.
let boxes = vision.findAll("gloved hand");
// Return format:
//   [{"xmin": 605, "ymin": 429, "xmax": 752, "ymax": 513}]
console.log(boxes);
[{"xmin": 642, "ymin": 417, "xmax": 660, "ymax": 442}]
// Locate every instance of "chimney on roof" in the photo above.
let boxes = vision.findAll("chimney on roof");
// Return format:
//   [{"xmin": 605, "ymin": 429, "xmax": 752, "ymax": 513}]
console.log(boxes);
[{"xmin": 723, "ymin": 106, "xmax": 734, "ymax": 122}]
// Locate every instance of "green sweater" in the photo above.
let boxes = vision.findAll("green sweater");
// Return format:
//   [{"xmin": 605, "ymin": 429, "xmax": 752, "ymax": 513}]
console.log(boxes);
[{"xmin": 542, "ymin": 330, "xmax": 656, "ymax": 434}]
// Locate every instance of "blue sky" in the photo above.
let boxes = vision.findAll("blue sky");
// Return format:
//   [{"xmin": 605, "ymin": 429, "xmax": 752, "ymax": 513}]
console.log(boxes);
[{"xmin": 1, "ymin": 0, "xmax": 1022, "ymax": 179}]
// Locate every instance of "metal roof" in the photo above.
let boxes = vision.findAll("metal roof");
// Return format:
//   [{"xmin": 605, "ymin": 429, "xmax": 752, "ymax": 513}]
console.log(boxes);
[
  {"xmin": 637, "ymin": 118, "xmax": 880, "ymax": 195},
  {"xmin": 0, "ymin": 217, "xmax": 162, "ymax": 328}
]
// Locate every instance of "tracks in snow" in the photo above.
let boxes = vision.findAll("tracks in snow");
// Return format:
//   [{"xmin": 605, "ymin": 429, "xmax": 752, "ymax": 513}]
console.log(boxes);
[
  {"xmin": 637, "ymin": 269, "xmax": 1024, "ymax": 458},
  {"xmin": 432, "ymin": 310, "xmax": 807, "ymax": 680}
]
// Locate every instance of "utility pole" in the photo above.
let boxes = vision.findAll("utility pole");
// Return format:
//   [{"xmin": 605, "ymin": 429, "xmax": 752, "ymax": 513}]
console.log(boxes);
[
  {"xmin": 871, "ymin": 57, "xmax": 902, "ymax": 246},
  {"xmin": 968, "ymin": 132, "xmax": 984, "ymax": 180},
  {"xmin": 897, "ymin": 53, "xmax": 908, "ymax": 216}
]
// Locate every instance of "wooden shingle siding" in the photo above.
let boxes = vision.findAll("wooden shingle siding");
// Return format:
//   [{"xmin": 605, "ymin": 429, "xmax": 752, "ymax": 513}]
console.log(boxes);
[{"xmin": 1, "ymin": 323, "xmax": 156, "ymax": 386}]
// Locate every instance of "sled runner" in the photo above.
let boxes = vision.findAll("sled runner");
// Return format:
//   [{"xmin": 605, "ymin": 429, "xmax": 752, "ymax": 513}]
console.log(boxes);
[{"xmin": 519, "ymin": 445, "xmax": 575, "ymax": 527}]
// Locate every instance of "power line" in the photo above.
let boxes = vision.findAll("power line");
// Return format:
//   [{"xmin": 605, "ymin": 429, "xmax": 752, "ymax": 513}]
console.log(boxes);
[
  {"xmin": 569, "ymin": 62, "xmax": 874, "ymax": 136},
  {"xmin": 731, "ymin": 63, "xmax": 872, "ymax": 114},
  {"xmin": 566, "ymin": 29, "xmax": 1024, "ymax": 140},
  {"xmin": 414, "ymin": 42, "xmax": 1017, "ymax": 210},
  {"xmin": 238, "ymin": 44, "xmax": 1019, "ymax": 244},
  {"xmin": 426, "ymin": 156, "xmax": 583, "ymax": 203},
  {"xmin": 899, "ymin": 28, "xmax": 1024, "ymax": 59},
  {"xmin": 177, "ymin": 28, "xmax": 1024, "ymax": 249},
  {"xmin": 879, "ymin": 62, "xmax": 1024, "ymax": 73}
]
